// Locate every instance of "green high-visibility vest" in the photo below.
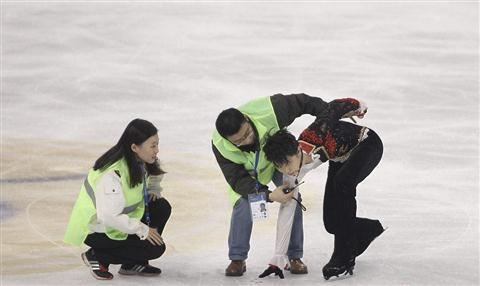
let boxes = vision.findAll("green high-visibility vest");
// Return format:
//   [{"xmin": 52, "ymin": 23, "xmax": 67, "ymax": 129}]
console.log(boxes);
[
  {"xmin": 64, "ymin": 158, "xmax": 145, "ymax": 246},
  {"xmin": 212, "ymin": 96, "xmax": 280, "ymax": 205}
]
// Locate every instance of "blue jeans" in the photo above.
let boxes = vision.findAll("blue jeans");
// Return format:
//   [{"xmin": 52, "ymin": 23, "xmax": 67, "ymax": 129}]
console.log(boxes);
[{"xmin": 228, "ymin": 171, "xmax": 304, "ymax": 261}]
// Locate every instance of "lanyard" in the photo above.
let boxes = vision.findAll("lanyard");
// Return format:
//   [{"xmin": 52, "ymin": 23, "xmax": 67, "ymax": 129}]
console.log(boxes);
[
  {"xmin": 253, "ymin": 151, "xmax": 260, "ymax": 193},
  {"xmin": 294, "ymin": 151, "xmax": 303, "ymax": 185},
  {"xmin": 293, "ymin": 151, "xmax": 307, "ymax": 211},
  {"xmin": 141, "ymin": 166, "xmax": 151, "ymax": 226}
]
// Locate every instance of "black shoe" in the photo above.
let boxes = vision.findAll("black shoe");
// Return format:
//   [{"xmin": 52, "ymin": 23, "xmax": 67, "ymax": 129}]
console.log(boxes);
[
  {"xmin": 322, "ymin": 253, "xmax": 355, "ymax": 280},
  {"xmin": 81, "ymin": 249, "xmax": 113, "ymax": 280},
  {"xmin": 355, "ymin": 220, "xmax": 385, "ymax": 257},
  {"xmin": 118, "ymin": 263, "xmax": 162, "ymax": 276}
]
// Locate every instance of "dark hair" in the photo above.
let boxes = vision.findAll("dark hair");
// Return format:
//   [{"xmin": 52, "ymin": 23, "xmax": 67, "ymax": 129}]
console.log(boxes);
[
  {"xmin": 93, "ymin": 118, "xmax": 165, "ymax": 187},
  {"xmin": 215, "ymin": 108, "xmax": 246, "ymax": 138},
  {"xmin": 263, "ymin": 129, "xmax": 299, "ymax": 166}
]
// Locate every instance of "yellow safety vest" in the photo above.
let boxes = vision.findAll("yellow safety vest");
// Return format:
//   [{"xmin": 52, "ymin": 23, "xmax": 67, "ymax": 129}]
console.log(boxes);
[
  {"xmin": 212, "ymin": 96, "xmax": 280, "ymax": 205},
  {"xmin": 64, "ymin": 158, "xmax": 145, "ymax": 246}
]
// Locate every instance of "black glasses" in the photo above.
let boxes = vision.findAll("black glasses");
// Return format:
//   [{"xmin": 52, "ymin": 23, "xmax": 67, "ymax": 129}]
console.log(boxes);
[{"xmin": 231, "ymin": 122, "xmax": 254, "ymax": 147}]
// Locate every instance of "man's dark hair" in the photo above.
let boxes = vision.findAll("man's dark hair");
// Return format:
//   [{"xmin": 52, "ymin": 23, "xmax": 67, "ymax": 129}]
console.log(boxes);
[
  {"xmin": 263, "ymin": 129, "xmax": 299, "ymax": 166},
  {"xmin": 215, "ymin": 108, "xmax": 246, "ymax": 138}
]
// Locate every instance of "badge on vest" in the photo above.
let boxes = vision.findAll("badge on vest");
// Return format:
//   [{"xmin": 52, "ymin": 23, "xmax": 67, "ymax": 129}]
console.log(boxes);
[{"xmin": 248, "ymin": 193, "xmax": 268, "ymax": 221}]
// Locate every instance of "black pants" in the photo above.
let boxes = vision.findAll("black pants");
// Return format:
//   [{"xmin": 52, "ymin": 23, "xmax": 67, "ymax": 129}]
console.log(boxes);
[
  {"xmin": 323, "ymin": 130, "xmax": 383, "ymax": 258},
  {"xmin": 85, "ymin": 197, "xmax": 172, "ymax": 266}
]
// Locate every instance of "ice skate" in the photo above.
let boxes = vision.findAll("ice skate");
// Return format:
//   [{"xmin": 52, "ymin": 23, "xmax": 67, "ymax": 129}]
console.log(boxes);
[
  {"xmin": 322, "ymin": 255, "xmax": 355, "ymax": 280},
  {"xmin": 355, "ymin": 220, "xmax": 385, "ymax": 257}
]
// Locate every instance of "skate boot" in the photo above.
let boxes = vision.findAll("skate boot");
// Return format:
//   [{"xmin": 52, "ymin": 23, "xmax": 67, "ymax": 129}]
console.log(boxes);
[
  {"xmin": 322, "ymin": 253, "xmax": 355, "ymax": 280},
  {"xmin": 355, "ymin": 219, "xmax": 385, "ymax": 257}
]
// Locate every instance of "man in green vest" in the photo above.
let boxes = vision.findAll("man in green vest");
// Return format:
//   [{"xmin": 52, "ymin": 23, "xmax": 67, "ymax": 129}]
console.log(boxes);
[{"xmin": 212, "ymin": 93, "xmax": 331, "ymax": 276}]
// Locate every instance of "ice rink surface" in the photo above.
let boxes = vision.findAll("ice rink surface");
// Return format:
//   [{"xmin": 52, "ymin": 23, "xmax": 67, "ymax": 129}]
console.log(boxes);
[{"xmin": 1, "ymin": 1, "xmax": 478, "ymax": 285}]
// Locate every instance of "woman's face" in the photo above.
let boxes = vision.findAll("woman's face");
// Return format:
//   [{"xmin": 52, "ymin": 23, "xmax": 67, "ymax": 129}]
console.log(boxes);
[{"xmin": 131, "ymin": 134, "xmax": 159, "ymax": 164}]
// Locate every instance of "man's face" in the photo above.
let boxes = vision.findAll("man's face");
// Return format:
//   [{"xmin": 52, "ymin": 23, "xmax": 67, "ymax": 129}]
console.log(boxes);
[
  {"xmin": 227, "ymin": 120, "xmax": 256, "ymax": 147},
  {"xmin": 276, "ymin": 147, "xmax": 302, "ymax": 177}
]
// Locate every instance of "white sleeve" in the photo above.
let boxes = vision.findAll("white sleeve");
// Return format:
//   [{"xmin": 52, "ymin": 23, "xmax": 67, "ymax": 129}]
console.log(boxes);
[
  {"xmin": 147, "ymin": 174, "xmax": 164, "ymax": 198},
  {"xmin": 95, "ymin": 172, "xmax": 149, "ymax": 239},
  {"xmin": 268, "ymin": 174, "xmax": 299, "ymax": 268},
  {"xmin": 269, "ymin": 189, "xmax": 299, "ymax": 268},
  {"xmin": 358, "ymin": 100, "xmax": 368, "ymax": 113},
  {"xmin": 341, "ymin": 100, "xmax": 368, "ymax": 118}
]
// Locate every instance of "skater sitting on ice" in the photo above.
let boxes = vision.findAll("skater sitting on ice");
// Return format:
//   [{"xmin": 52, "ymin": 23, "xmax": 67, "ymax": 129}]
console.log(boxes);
[
  {"xmin": 262, "ymin": 98, "xmax": 385, "ymax": 280},
  {"xmin": 64, "ymin": 118, "xmax": 171, "ymax": 280}
]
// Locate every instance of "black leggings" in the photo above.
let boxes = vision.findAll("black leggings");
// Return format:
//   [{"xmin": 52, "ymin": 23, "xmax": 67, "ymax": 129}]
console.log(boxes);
[
  {"xmin": 85, "ymin": 197, "xmax": 172, "ymax": 266},
  {"xmin": 323, "ymin": 130, "xmax": 383, "ymax": 253}
]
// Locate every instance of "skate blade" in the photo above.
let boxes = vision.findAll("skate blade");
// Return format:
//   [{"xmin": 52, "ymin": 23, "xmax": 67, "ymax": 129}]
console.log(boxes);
[{"xmin": 324, "ymin": 266, "xmax": 354, "ymax": 280}]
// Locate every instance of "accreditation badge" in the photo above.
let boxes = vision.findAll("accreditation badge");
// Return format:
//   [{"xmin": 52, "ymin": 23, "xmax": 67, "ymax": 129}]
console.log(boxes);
[{"xmin": 248, "ymin": 192, "xmax": 268, "ymax": 221}]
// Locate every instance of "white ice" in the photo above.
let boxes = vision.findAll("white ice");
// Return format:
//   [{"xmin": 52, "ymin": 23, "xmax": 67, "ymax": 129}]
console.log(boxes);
[{"xmin": 1, "ymin": 1, "xmax": 478, "ymax": 285}]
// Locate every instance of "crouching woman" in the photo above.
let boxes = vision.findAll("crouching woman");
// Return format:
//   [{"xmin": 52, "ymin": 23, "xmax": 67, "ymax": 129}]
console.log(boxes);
[{"xmin": 64, "ymin": 118, "xmax": 172, "ymax": 280}]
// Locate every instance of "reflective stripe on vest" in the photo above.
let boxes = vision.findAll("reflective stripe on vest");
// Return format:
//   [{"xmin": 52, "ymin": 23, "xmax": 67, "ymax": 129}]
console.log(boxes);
[
  {"xmin": 83, "ymin": 178, "xmax": 142, "ymax": 215},
  {"xmin": 64, "ymin": 158, "xmax": 145, "ymax": 246},
  {"xmin": 83, "ymin": 178, "xmax": 96, "ymax": 208}
]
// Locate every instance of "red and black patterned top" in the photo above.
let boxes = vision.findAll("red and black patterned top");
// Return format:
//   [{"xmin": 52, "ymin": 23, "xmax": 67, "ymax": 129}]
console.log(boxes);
[{"xmin": 298, "ymin": 98, "xmax": 368, "ymax": 163}]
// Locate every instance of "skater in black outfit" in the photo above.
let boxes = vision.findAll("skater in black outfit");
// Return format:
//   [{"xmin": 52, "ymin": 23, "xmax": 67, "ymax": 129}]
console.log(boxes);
[{"xmin": 263, "ymin": 98, "xmax": 385, "ymax": 280}]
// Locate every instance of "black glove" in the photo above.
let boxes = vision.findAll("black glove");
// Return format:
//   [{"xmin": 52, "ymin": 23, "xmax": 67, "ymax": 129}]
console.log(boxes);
[{"xmin": 258, "ymin": 265, "xmax": 284, "ymax": 279}]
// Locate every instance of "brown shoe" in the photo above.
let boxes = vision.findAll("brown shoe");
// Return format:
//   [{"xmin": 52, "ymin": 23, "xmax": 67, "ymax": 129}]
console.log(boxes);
[
  {"xmin": 288, "ymin": 258, "xmax": 308, "ymax": 274},
  {"xmin": 225, "ymin": 260, "xmax": 246, "ymax": 276}
]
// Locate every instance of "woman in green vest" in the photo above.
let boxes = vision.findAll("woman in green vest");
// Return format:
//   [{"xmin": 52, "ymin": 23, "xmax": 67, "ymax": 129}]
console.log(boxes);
[{"xmin": 64, "ymin": 118, "xmax": 171, "ymax": 280}]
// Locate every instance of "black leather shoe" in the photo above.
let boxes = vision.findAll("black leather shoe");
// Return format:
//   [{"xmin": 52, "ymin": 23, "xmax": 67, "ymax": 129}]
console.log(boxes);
[
  {"xmin": 287, "ymin": 258, "xmax": 308, "ymax": 274},
  {"xmin": 225, "ymin": 260, "xmax": 246, "ymax": 276}
]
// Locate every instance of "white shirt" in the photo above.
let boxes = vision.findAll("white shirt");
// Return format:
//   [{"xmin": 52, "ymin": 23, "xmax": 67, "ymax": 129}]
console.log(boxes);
[
  {"xmin": 88, "ymin": 171, "xmax": 150, "ymax": 240},
  {"xmin": 269, "ymin": 153, "xmax": 323, "ymax": 268}
]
